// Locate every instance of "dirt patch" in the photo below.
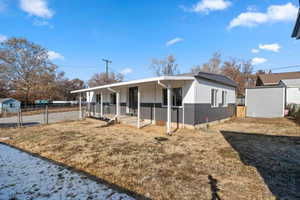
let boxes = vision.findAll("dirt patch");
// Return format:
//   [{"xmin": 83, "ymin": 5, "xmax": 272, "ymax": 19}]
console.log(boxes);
[{"xmin": 1, "ymin": 117, "xmax": 300, "ymax": 199}]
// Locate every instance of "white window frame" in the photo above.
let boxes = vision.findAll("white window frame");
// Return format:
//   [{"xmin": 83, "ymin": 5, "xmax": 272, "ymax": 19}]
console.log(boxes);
[
  {"xmin": 221, "ymin": 90, "xmax": 227, "ymax": 107},
  {"xmin": 162, "ymin": 87, "xmax": 183, "ymax": 108},
  {"xmin": 211, "ymin": 89, "xmax": 218, "ymax": 108}
]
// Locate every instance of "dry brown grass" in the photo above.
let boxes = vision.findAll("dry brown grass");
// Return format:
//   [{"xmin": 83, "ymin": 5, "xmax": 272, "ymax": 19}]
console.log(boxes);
[{"xmin": 1, "ymin": 117, "xmax": 300, "ymax": 200}]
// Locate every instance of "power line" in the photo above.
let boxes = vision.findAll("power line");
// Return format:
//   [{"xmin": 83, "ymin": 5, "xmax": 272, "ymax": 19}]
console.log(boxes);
[{"xmin": 256, "ymin": 64, "xmax": 300, "ymax": 72}]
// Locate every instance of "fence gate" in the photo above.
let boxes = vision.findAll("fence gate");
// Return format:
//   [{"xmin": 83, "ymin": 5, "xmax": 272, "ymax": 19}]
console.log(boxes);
[{"xmin": 246, "ymin": 87, "xmax": 285, "ymax": 118}]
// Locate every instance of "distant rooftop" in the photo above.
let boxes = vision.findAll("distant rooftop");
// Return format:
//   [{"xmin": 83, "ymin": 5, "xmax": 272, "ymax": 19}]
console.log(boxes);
[{"xmin": 257, "ymin": 71, "xmax": 300, "ymax": 86}]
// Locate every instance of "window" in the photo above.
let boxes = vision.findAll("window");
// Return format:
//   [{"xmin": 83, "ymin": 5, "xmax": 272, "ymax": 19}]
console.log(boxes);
[
  {"xmin": 162, "ymin": 88, "xmax": 182, "ymax": 107},
  {"xmin": 110, "ymin": 93, "xmax": 116, "ymax": 104},
  {"xmin": 222, "ymin": 91, "xmax": 227, "ymax": 106},
  {"xmin": 96, "ymin": 94, "xmax": 101, "ymax": 103},
  {"xmin": 10, "ymin": 103, "xmax": 13, "ymax": 108},
  {"xmin": 211, "ymin": 89, "xmax": 218, "ymax": 107}
]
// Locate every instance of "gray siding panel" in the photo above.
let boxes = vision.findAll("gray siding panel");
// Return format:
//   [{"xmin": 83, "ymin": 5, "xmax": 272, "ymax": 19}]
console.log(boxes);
[
  {"xmin": 194, "ymin": 103, "xmax": 235, "ymax": 125},
  {"xmin": 89, "ymin": 102, "xmax": 235, "ymax": 126},
  {"xmin": 140, "ymin": 103, "xmax": 183, "ymax": 124}
]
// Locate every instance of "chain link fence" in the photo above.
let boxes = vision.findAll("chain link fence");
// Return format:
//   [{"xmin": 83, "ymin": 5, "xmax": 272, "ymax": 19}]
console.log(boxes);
[{"xmin": 0, "ymin": 104, "xmax": 84, "ymax": 128}]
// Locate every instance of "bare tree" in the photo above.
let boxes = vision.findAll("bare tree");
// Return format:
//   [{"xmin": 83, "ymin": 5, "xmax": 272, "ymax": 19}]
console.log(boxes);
[
  {"xmin": 150, "ymin": 54, "xmax": 179, "ymax": 76},
  {"xmin": 88, "ymin": 72, "xmax": 123, "ymax": 87},
  {"xmin": 241, "ymin": 60, "xmax": 254, "ymax": 88},
  {"xmin": 56, "ymin": 78, "xmax": 86, "ymax": 100},
  {"xmin": 0, "ymin": 37, "xmax": 59, "ymax": 104},
  {"xmin": 191, "ymin": 52, "xmax": 222, "ymax": 74}
]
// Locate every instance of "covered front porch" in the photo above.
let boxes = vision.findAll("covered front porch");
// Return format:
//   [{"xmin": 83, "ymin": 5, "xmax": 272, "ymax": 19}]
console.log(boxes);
[{"xmin": 72, "ymin": 76, "xmax": 194, "ymax": 134}]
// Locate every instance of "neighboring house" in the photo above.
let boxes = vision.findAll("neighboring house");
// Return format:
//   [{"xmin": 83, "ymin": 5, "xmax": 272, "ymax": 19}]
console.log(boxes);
[
  {"xmin": 292, "ymin": 0, "xmax": 300, "ymax": 39},
  {"xmin": 280, "ymin": 79, "xmax": 300, "ymax": 104},
  {"xmin": 256, "ymin": 71, "xmax": 300, "ymax": 86},
  {"xmin": 246, "ymin": 72, "xmax": 300, "ymax": 118},
  {"xmin": 0, "ymin": 98, "xmax": 21, "ymax": 114},
  {"xmin": 71, "ymin": 72, "xmax": 237, "ymax": 133}
]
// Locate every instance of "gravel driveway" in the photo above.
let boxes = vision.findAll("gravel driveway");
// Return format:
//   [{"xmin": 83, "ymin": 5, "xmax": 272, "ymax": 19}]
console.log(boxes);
[
  {"xmin": 0, "ymin": 144, "xmax": 135, "ymax": 200},
  {"xmin": 0, "ymin": 111, "xmax": 80, "ymax": 127}
]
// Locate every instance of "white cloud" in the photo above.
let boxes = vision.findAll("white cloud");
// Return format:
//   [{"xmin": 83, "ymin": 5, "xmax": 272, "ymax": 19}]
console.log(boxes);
[
  {"xmin": 251, "ymin": 49, "xmax": 260, "ymax": 53},
  {"xmin": 192, "ymin": 0, "xmax": 231, "ymax": 13},
  {"xmin": 47, "ymin": 51, "xmax": 64, "ymax": 60},
  {"xmin": 259, "ymin": 43, "xmax": 281, "ymax": 52},
  {"xmin": 229, "ymin": 2, "xmax": 298, "ymax": 29},
  {"xmin": 0, "ymin": 34, "xmax": 7, "ymax": 42},
  {"xmin": 166, "ymin": 37, "xmax": 184, "ymax": 47},
  {"xmin": 33, "ymin": 19, "xmax": 54, "ymax": 28},
  {"xmin": 251, "ymin": 57, "xmax": 267, "ymax": 65},
  {"xmin": 20, "ymin": 0, "xmax": 54, "ymax": 18},
  {"xmin": 120, "ymin": 68, "xmax": 133, "ymax": 75}
]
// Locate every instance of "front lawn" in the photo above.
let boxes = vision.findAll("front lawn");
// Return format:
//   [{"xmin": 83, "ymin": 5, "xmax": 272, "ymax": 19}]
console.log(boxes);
[{"xmin": 1, "ymin": 117, "xmax": 299, "ymax": 200}]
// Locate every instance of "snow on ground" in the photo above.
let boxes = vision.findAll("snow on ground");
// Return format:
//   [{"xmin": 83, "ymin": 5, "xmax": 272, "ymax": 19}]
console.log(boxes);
[{"xmin": 0, "ymin": 144, "xmax": 135, "ymax": 200}]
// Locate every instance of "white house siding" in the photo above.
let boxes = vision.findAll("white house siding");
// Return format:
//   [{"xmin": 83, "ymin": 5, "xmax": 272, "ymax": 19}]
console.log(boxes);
[
  {"xmin": 194, "ymin": 78, "xmax": 236, "ymax": 104},
  {"xmin": 85, "ymin": 78, "xmax": 236, "ymax": 126},
  {"xmin": 185, "ymin": 78, "xmax": 236, "ymax": 125},
  {"xmin": 287, "ymin": 88, "xmax": 300, "ymax": 104},
  {"xmin": 246, "ymin": 87, "xmax": 285, "ymax": 118},
  {"xmin": 138, "ymin": 81, "xmax": 194, "ymax": 124}
]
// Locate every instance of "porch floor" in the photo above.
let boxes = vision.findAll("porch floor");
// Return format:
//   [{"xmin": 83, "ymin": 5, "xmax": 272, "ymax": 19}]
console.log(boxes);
[{"xmin": 88, "ymin": 112, "xmax": 152, "ymax": 128}]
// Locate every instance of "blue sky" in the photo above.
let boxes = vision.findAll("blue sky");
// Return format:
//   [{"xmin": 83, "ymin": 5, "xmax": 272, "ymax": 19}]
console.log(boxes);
[{"xmin": 0, "ymin": 0, "xmax": 299, "ymax": 81}]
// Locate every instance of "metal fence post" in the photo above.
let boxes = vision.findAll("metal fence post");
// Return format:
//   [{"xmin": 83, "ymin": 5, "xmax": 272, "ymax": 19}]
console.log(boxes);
[
  {"xmin": 20, "ymin": 109, "xmax": 23, "ymax": 125},
  {"xmin": 17, "ymin": 110, "xmax": 20, "ymax": 127},
  {"xmin": 46, "ymin": 105, "xmax": 49, "ymax": 124}
]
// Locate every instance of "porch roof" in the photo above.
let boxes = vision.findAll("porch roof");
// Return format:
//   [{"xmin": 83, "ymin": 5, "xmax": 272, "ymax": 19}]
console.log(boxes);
[{"xmin": 71, "ymin": 76, "xmax": 195, "ymax": 94}]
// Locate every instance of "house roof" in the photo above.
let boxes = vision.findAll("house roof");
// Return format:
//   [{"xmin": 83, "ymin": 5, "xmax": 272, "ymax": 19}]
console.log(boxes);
[
  {"xmin": 0, "ymin": 98, "xmax": 17, "ymax": 104},
  {"xmin": 280, "ymin": 79, "xmax": 300, "ymax": 88},
  {"xmin": 71, "ymin": 72, "xmax": 238, "ymax": 94},
  {"xmin": 292, "ymin": 1, "xmax": 300, "ymax": 39},
  {"xmin": 257, "ymin": 72, "xmax": 300, "ymax": 85},
  {"xmin": 195, "ymin": 72, "xmax": 238, "ymax": 87}
]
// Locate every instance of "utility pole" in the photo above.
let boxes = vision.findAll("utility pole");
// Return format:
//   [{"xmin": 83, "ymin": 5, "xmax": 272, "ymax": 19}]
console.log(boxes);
[{"xmin": 102, "ymin": 59, "xmax": 112, "ymax": 83}]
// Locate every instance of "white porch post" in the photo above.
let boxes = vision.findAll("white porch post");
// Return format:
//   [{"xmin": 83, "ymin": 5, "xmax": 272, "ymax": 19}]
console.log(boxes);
[
  {"xmin": 137, "ymin": 87, "xmax": 141, "ymax": 128},
  {"xmin": 87, "ymin": 92, "xmax": 90, "ymax": 117},
  {"xmin": 100, "ymin": 92, "xmax": 103, "ymax": 117},
  {"xmin": 167, "ymin": 84, "xmax": 172, "ymax": 134},
  {"xmin": 79, "ymin": 93, "xmax": 82, "ymax": 120},
  {"xmin": 116, "ymin": 91, "xmax": 120, "ymax": 119}
]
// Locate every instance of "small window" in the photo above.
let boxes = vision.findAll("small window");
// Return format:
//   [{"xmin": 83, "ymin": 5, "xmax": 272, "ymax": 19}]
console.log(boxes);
[
  {"xmin": 96, "ymin": 94, "xmax": 101, "ymax": 103},
  {"xmin": 162, "ymin": 88, "xmax": 182, "ymax": 107},
  {"xmin": 211, "ymin": 89, "xmax": 218, "ymax": 107},
  {"xmin": 10, "ymin": 103, "xmax": 13, "ymax": 108},
  {"xmin": 222, "ymin": 91, "xmax": 227, "ymax": 106},
  {"xmin": 110, "ymin": 93, "xmax": 116, "ymax": 104}
]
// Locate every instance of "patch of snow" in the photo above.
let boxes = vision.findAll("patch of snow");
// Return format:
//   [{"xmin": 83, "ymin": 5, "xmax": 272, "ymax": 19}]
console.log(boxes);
[{"xmin": 0, "ymin": 144, "xmax": 135, "ymax": 200}]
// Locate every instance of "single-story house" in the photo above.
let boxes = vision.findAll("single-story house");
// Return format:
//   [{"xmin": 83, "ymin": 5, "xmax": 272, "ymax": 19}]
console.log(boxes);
[
  {"xmin": 246, "ymin": 72, "xmax": 300, "ymax": 118},
  {"xmin": 71, "ymin": 72, "xmax": 237, "ymax": 133},
  {"xmin": 0, "ymin": 98, "xmax": 21, "ymax": 114},
  {"xmin": 292, "ymin": 0, "xmax": 300, "ymax": 39}
]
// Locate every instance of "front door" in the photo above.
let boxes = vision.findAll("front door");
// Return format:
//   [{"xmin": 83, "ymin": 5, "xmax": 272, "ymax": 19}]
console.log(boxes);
[{"xmin": 128, "ymin": 87, "xmax": 138, "ymax": 115}]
